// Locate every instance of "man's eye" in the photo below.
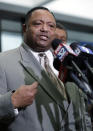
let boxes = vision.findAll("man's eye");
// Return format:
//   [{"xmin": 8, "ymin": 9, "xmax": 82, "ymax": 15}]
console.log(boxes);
[
  {"xmin": 34, "ymin": 22, "xmax": 41, "ymax": 25},
  {"xmin": 48, "ymin": 24, "xmax": 56, "ymax": 29},
  {"xmin": 49, "ymin": 25, "xmax": 55, "ymax": 28}
]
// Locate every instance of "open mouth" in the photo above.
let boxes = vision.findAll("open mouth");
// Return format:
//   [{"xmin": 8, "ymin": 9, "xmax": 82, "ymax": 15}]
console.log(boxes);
[{"xmin": 39, "ymin": 35, "xmax": 48, "ymax": 41}]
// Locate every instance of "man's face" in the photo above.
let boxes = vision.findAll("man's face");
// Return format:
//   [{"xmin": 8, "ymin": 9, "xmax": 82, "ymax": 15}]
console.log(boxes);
[
  {"xmin": 55, "ymin": 28, "xmax": 67, "ymax": 44},
  {"xmin": 24, "ymin": 9, "xmax": 56, "ymax": 52}
]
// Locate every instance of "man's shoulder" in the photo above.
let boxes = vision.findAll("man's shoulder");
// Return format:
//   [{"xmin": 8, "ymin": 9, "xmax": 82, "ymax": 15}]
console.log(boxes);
[
  {"xmin": 0, "ymin": 47, "xmax": 20, "ymax": 58},
  {"xmin": 0, "ymin": 46, "xmax": 21, "ymax": 65}
]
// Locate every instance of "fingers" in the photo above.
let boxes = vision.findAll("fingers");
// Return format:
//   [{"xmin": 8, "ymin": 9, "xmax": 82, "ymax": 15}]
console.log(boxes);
[
  {"xmin": 27, "ymin": 82, "xmax": 38, "ymax": 93},
  {"xmin": 11, "ymin": 81, "xmax": 38, "ymax": 108}
]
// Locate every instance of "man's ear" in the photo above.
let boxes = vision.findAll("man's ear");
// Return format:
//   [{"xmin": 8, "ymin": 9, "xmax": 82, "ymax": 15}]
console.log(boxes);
[{"xmin": 22, "ymin": 24, "xmax": 26, "ymax": 33}]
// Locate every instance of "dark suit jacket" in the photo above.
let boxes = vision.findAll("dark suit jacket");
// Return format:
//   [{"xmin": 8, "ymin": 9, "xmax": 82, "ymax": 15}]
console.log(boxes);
[{"xmin": 0, "ymin": 44, "xmax": 92, "ymax": 131}]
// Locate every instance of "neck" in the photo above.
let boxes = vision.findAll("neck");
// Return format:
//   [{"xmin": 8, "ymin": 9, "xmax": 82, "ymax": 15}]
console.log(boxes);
[
  {"xmin": 31, "ymin": 47, "xmax": 49, "ymax": 52},
  {"xmin": 27, "ymin": 44, "xmax": 50, "ymax": 53}
]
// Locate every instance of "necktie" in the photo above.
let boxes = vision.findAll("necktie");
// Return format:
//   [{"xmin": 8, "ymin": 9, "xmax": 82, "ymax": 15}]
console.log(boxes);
[{"xmin": 38, "ymin": 53, "xmax": 67, "ymax": 99}]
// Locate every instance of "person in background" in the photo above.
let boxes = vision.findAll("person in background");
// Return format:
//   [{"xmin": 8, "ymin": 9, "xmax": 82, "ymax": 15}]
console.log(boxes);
[
  {"xmin": 55, "ymin": 22, "xmax": 67, "ymax": 43},
  {"xmin": 0, "ymin": 6, "xmax": 92, "ymax": 131},
  {"xmin": 50, "ymin": 22, "xmax": 68, "ymax": 74}
]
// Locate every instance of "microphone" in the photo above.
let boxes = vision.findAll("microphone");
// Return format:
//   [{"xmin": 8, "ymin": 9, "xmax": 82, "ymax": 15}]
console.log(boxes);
[
  {"xmin": 84, "ymin": 44, "xmax": 93, "ymax": 51},
  {"xmin": 52, "ymin": 38, "xmax": 77, "ymax": 82},
  {"xmin": 84, "ymin": 44, "xmax": 93, "ymax": 66},
  {"xmin": 70, "ymin": 42, "xmax": 93, "ymax": 68},
  {"xmin": 52, "ymin": 39, "xmax": 88, "ymax": 83},
  {"xmin": 52, "ymin": 39, "xmax": 77, "ymax": 63},
  {"xmin": 70, "ymin": 71, "xmax": 93, "ymax": 99},
  {"xmin": 52, "ymin": 39, "xmax": 93, "ymax": 99},
  {"xmin": 84, "ymin": 44, "xmax": 93, "ymax": 87},
  {"xmin": 70, "ymin": 42, "xmax": 93, "ymax": 86},
  {"xmin": 70, "ymin": 42, "xmax": 93, "ymax": 58}
]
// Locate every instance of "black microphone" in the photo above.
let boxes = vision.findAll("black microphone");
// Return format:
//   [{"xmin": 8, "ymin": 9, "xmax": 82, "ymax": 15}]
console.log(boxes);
[
  {"xmin": 70, "ymin": 71, "xmax": 93, "ymax": 99},
  {"xmin": 70, "ymin": 42, "xmax": 93, "ymax": 86},
  {"xmin": 84, "ymin": 44, "xmax": 93, "ymax": 87},
  {"xmin": 84, "ymin": 44, "xmax": 93, "ymax": 51},
  {"xmin": 52, "ymin": 39, "xmax": 88, "ymax": 83},
  {"xmin": 70, "ymin": 42, "xmax": 93, "ymax": 68},
  {"xmin": 84, "ymin": 44, "xmax": 93, "ymax": 66},
  {"xmin": 52, "ymin": 39, "xmax": 62, "ymax": 71},
  {"xmin": 52, "ymin": 38, "xmax": 77, "ymax": 82},
  {"xmin": 52, "ymin": 39, "xmax": 93, "ymax": 99}
]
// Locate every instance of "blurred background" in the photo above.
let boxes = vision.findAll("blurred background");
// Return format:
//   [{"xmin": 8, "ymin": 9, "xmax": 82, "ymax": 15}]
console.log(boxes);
[{"xmin": 0, "ymin": 0, "xmax": 93, "ymax": 52}]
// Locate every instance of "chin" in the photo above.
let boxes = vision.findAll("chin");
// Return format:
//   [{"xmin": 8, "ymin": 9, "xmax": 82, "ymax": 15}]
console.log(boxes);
[
  {"xmin": 36, "ymin": 45, "xmax": 50, "ymax": 52},
  {"xmin": 38, "ymin": 43, "xmax": 49, "ymax": 48}
]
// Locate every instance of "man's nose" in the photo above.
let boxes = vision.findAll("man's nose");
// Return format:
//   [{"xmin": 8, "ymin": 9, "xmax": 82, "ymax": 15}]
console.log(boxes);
[{"xmin": 40, "ymin": 24, "xmax": 48, "ymax": 32}]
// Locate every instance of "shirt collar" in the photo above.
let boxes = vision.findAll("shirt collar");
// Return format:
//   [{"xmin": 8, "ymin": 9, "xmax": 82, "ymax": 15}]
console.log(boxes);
[{"xmin": 22, "ymin": 42, "xmax": 58, "ymax": 76}]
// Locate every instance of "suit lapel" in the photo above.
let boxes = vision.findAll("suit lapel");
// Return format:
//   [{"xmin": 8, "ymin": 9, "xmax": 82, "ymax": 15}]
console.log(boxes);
[{"xmin": 19, "ymin": 44, "xmax": 66, "ymax": 112}]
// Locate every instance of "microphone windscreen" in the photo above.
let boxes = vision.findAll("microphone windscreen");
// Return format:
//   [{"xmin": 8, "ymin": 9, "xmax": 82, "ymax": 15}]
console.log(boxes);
[
  {"xmin": 70, "ymin": 42, "xmax": 81, "ymax": 55},
  {"xmin": 84, "ymin": 44, "xmax": 93, "ymax": 52},
  {"xmin": 70, "ymin": 42, "xmax": 80, "ymax": 49},
  {"xmin": 84, "ymin": 44, "xmax": 93, "ymax": 66},
  {"xmin": 51, "ymin": 39, "xmax": 62, "ymax": 50}
]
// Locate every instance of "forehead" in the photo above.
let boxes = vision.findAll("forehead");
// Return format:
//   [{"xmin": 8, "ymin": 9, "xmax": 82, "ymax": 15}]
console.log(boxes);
[
  {"xmin": 56, "ymin": 28, "xmax": 65, "ymax": 34},
  {"xmin": 55, "ymin": 28, "xmax": 67, "ymax": 41},
  {"xmin": 56, "ymin": 28, "xmax": 66, "ymax": 36},
  {"xmin": 29, "ymin": 9, "xmax": 56, "ymax": 23}
]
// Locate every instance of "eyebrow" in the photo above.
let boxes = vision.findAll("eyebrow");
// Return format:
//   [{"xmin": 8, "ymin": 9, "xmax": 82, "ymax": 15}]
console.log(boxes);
[{"xmin": 32, "ymin": 20, "xmax": 56, "ymax": 25}]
